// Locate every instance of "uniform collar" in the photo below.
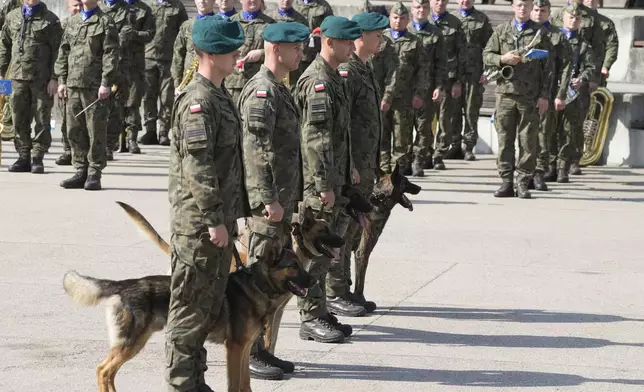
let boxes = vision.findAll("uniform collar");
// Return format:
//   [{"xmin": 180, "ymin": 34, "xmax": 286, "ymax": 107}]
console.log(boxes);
[
  {"xmin": 104, "ymin": 0, "xmax": 118, "ymax": 7},
  {"xmin": 513, "ymin": 18, "xmax": 529, "ymax": 32},
  {"xmin": 459, "ymin": 7, "xmax": 473, "ymax": 17},
  {"xmin": 561, "ymin": 27, "xmax": 575, "ymax": 39},
  {"xmin": 124, "ymin": 0, "xmax": 136, "ymax": 5},
  {"xmin": 432, "ymin": 11, "xmax": 446, "ymax": 21},
  {"xmin": 242, "ymin": 9, "xmax": 260, "ymax": 21},
  {"xmin": 81, "ymin": 6, "xmax": 99, "ymax": 21},
  {"xmin": 218, "ymin": 8, "xmax": 235, "ymax": 18},
  {"xmin": 277, "ymin": 7, "xmax": 294, "ymax": 16},
  {"xmin": 412, "ymin": 20, "xmax": 427, "ymax": 30},
  {"xmin": 542, "ymin": 20, "xmax": 550, "ymax": 28},
  {"xmin": 302, "ymin": 0, "xmax": 315, "ymax": 4},
  {"xmin": 22, "ymin": 3, "xmax": 41, "ymax": 17},
  {"xmin": 197, "ymin": 11, "xmax": 214, "ymax": 19},
  {"xmin": 390, "ymin": 28, "xmax": 406, "ymax": 40}
]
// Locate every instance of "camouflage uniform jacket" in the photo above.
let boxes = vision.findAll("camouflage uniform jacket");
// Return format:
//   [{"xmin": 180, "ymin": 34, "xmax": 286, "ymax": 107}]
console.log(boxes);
[
  {"xmin": 144, "ymin": 0, "xmax": 188, "ymax": 62},
  {"xmin": 54, "ymin": 9, "xmax": 119, "ymax": 89},
  {"xmin": 224, "ymin": 12, "xmax": 275, "ymax": 91},
  {"xmin": 483, "ymin": 19, "xmax": 552, "ymax": 101},
  {"xmin": 543, "ymin": 22, "xmax": 571, "ymax": 101},
  {"xmin": 0, "ymin": 3, "xmax": 62, "ymax": 83},
  {"xmin": 370, "ymin": 34, "xmax": 399, "ymax": 105},
  {"xmin": 171, "ymin": 17, "xmax": 196, "ymax": 88},
  {"xmin": 551, "ymin": 3, "xmax": 603, "ymax": 82},
  {"xmin": 457, "ymin": 8, "xmax": 493, "ymax": 81},
  {"xmin": 293, "ymin": 0, "xmax": 333, "ymax": 63},
  {"xmin": 380, "ymin": 29, "xmax": 430, "ymax": 109},
  {"xmin": 562, "ymin": 31, "xmax": 595, "ymax": 86},
  {"xmin": 408, "ymin": 20, "xmax": 446, "ymax": 93},
  {"xmin": 238, "ymin": 65, "xmax": 302, "ymax": 210},
  {"xmin": 339, "ymin": 53, "xmax": 381, "ymax": 173},
  {"xmin": 169, "ymin": 72, "xmax": 251, "ymax": 234},
  {"xmin": 295, "ymin": 54, "xmax": 353, "ymax": 195},
  {"xmin": 0, "ymin": 0, "xmax": 20, "ymax": 29},
  {"xmin": 595, "ymin": 11, "xmax": 618, "ymax": 70},
  {"xmin": 429, "ymin": 12, "xmax": 467, "ymax": 84}
]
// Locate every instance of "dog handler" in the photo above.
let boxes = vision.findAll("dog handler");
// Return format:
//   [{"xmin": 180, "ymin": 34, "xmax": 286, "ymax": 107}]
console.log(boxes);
[{"xmin": 165, "ymin": 15, "xmax": 250, "ymax": 392}]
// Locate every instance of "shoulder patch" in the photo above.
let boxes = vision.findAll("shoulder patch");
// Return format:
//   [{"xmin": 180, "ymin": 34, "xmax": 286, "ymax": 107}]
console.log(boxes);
[
  {"xmin": 190, "ymin": 104, "xmax": 201, "ymax": 113},
  {"xmin": 339, "ymin": 70, "xmax": 348, "ymax": 77},
  {"xmin": 256, "ymin": 90, "xmax": 267, "ymax": 98},
  {"xmin": 314, "ymin": 83, "xmax": 325, "ymax": 92}
]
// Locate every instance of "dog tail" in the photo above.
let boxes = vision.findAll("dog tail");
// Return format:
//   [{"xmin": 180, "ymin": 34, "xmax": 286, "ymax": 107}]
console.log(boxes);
[
  {"xmin": 63, "ymin": 270, "xmax": 123, "ymax": 307},
  {"xmin": 116, "ymin": 201, "xmax": 170, "ymax": 256}
]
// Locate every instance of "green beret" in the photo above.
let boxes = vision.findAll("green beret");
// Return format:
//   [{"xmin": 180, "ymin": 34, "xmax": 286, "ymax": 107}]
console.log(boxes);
[
  {"xmin": 192, "ymin": 15, "xmax": 245, "ymax": 54},
  {"xmin": 564, "ymin": 1, "xmax": 582, "ymax": 16},
  {"xmin": 534, "ymin": 0, "xmax": 550, "ymax": 6},
  {"xmin": 262, "ymin": 21, "xmax": 311, "ymax": 43},
  {"xmin": 352, "ymin": 12, "xmax": 389, "ymax": 32},
  {"xmin": 390, "ymin": 1, "xmax": 408, "ymax": 15},
  {"xmin": 320, "ymin": 16, "xmax": 362, "ymax": 40}
]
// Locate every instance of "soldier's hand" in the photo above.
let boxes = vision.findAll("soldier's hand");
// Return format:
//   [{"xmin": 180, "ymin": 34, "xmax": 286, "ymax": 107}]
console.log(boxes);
[
  {"xmin": 319, "ymin": 191, "xmax": 335, "ymax": 208},
  {"xmin": 432, "ymin": 88, "xmax": 441, "ymax": 101},
  {"xmin": 265, "ymin": 200, "xmax": 284, "ymax": 222},
  {"xmin": 243, "ymin": 49, "xmax": 263, "ymax": 63},
  {"xmin": 209, "ymin": 224, "xmax": 229, "ymax": 248},
  {"xmin": 174, "ymin": 89, "xmax": 183, "ymax": 97},
  {"xmin": 537, "ymin": 97, "xmax": 549, "ymax": 116},
  {"xmin": 47, "ymin": 80, "xmax": 58, "ymax": 97},
  {"xmin": 601, "ymin": 67, "xmax": 609, "ymax": 78},
  {"xmin": 380, "ymin": 100, "xmax": 391, "ymax": 112},
  {"xmin": 479, "ymin": 74, "xmax": 489, "ymax": 85},
  {"xmin": 412, "ymin": 95, "xmax": 423, "ymax": 109},
  {"xmin": 501, "ymin": 52, "xmax": 522, "ymax": 66},
  {"xmin": 57, "ymin": 84, "xmax": 68, "ymax": 99},
  {"xmin": 352, "ymin": 168, "xmax": 360, "ymax": 185},
  {"xmin": 571, "ymin": 78, "xmax": 582, "ymax": 90},
  {"xmin": 554, "ymin": 98, "xmax": 565, "ymax": 112},
  {"xmin": 451, "ymin": 83, "xmax": 462, "ymax": 99},
  {"xmin": 98, "ymin": 85, "xmax": 110, "ymax": 100}
]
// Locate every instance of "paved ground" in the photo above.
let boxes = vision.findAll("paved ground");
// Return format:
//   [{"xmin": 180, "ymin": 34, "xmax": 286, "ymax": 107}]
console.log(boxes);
[{"xmin": 2, "ymin": 135, "xmax": 644, "ymax": 392}]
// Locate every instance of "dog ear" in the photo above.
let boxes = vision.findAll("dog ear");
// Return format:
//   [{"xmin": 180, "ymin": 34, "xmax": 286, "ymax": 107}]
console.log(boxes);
[{"xmin": 301, "ymin": 206, "xmax": 315, "ymax": 229}]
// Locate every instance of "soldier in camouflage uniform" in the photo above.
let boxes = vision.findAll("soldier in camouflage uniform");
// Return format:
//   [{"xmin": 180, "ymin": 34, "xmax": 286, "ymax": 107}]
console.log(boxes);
[
  {"xmin": 294, "ymin": 0, "xmax": 333, "ymax": 84},
  {"xmin": 100, "ymin": 0, "xmax": 155, "ymax": 158},
  {"xmin": 483, "ymin": 0, "xmax": 552, "ymax": 199},
  {"xmin": 295, "ymin": 16, "xmax": 361, "ymax": 344},
  {"xmin": 55, "ymin": 0, "xmax": 83, "ymax": 166},
  {"xmin": 139, "ymin": 0, "xmax": 187, "ymax": 146},
  {"xmin": 55, "ymin": 0, "xmax": 119, "ymax": 190},
  {"xmin": 225, "ymin": 0, "xmax": 275, "ymax": 105},
  {"xmin": 379, "ymin": 3, "xmax": 429, "ymax": 176},
  {"xmin": 0, "ymin": 0, "xmax": 21, "ymax": 142},
  {"xmin": 583, "ymin": 0, "xmax": 618, "ymax": 86},
  {"xmin": 449, "ymin": 0, "xmax": 493, "ymax": 161},
  {"xmin": 331, "ymin": 12, "xmax": 390, "ymax": 315},
  {"xmin": 427, "ymin": 0, "xmax": 466, "ymax": 170},
  {"xmin": 409, "ymin": 0, "xmax": 445, "ymax": 176},
  {"xmin": 166, "ymin": 15, "xmax": 250, "ymax": 392},
  {"xmin": 216, "ymin": 0, "xmax": 237, "ymax": 19},
  {"xmin": 531, "ymin": 0, "xmax": 570, "ymax": 187},
  {"xmin": 270, "ymin": 0, "xmax": 309, "ymax": 89},
  {"xmin": 238, "ymin": 21, "xmax": 309, "ymax": 381},
  {"xmin": 0, "ymin": 0, "xmax": 62, "ymax": 174},
  {"xmin": 551, "ymin": 0, "xmax": 603, "ymax": 175},
  {"xmin": 552, "ymin": 2, "xmax": 595, "ymax": 183}
]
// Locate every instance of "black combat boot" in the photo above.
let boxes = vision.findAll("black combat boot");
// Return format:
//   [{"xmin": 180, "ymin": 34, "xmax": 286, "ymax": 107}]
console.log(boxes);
[
  {"xmin": 158, "ymin": 130, "xmax": 170, "ymax": 146},
  {"xmin": 138, "ymin": 130, "xmax": 158, "ymax": 145},
  {"xmin": 56, "ymin": 152, "xmax": 72, "ymax": 166},
  {"xmin": 31, "ymin": 156, "xmax": 44, "ymax": 174},
  {"xmin": 249, "ymin": 352, "xmax": 284, "ymax": 380},
  {"xmin": 464, "ymin": 150, "xmax": 476, "ymax": 161},
  {"xmin": 8, "ymin": 156, "xmax": 31, "ymax": 172},
  {"xmin": 570, "ymin": 162, "xmax": 582, "ymax": 175},
  {"xmin": 411, "ymin": 159, "xmax": 424, "ymax": 177},
  {"xmin": 494, "ymin": 181, "xmax": 514, "ymax": 198},
  {"xmin": 445, "ymin": 145, "xmax": 464, "ymax": 160},
  {"xmin": 257, "ymin": 348, "xmax": 295, "ymax": 374},
  {"xmin": 327, "ymin": 314, "xmax": 353, "ymax": 337},
  {"xmin": 433, "ymin": 157, "xmax": 446, "ymax": 170},
  {"xmin": 327, "ymin": 295, "xmax": 367, "ymax": 317},
  {"xmin": 128, "ymin": 128, "xmax": 141, "ymax": 154},
  {"xmin": 423, "ymin": 156, "xmax": 434, "ymax": 169},
  {"xmin": 106, "ymin": 147, "xmax": 114, "ymax": 161},
  {"xmin": 299, "ymin": 317, "xmax": 345, "ymax": 343},
  {"xmin": 544, "ymin": 165, "xmax": 557, "ymax": 182},
  {"xmin": 533, "ymin": 172, "xmax": 548, "ymax": 191},
  {"xmin": 348, "ymin": 291, "xmax": 377, "ymax": 313},
  {"xmin": 516, "ymin": 181, "xmax": 531, "ymax": 199},
  {"xmin": 557, "ymin": 168, "xmax": 569, "ymax": 183},
  {"xmin": 60, "ymin": 170, "xmax": 88, "ymax": 189},
  {"xmin": 84, "ymin": 173, "xmax": 102, "ymax": 191}
]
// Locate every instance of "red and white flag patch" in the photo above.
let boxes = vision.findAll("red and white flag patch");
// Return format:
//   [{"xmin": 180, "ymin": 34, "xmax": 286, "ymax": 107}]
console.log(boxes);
[
  {"xmin": 190, "ymin": 104, "xmax": 201, "ymax": 113},
  {"xmin": 339, "ymin": 70, "xmax": 348, "ymax": 77},
  {"xmin": 314, "ymin": 83, "xmax": 325, "ymax": 92},
  {"xmin": 256, "ymin": 90, "xmax": 267, "ymax": 97}
]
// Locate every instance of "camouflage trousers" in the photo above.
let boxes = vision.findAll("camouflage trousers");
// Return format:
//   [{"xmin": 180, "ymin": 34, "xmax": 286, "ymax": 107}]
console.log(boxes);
[
  {"xmin": 66, "ymin": 88, "xmax": 109, "ymax": 176},
  {"xmin": 433, "ymin": 81, "xmax": 457, "ymax": 160},
  {"xmin": 572, "ymin": 87, "xmax": 591, "ymax": 163},
  {"xmin": 246, "ymin": 206, "xmax": 294, "ymax": 355},
  {"xmin": 327, "ymin": 169, "xmax": 376, "ymax": 298},
  {"xmin": 57, "ymin": 96, "xmax": 70, "ymax": 153},
  {"xmin": 11, "ymin": 80, "xmax": 54, "ymax": 158},
  {"xmin": 107, "ymin": 71, "xmax": 145, "ymax": 149},
  {"xmin": 143, "ymin": 59, "xmax": 174, "ymax": 134},
  {"xmin": 381, "ymin": 106, "xmax": 414, "ymax": 172},
  {"xmin": 494, "ymin": 94, "xmax": 539, "ymax": 183},
  {"xmin": 413, "ymin": 91, "xmax": 438, "ymax": 165},
  {"xmin": 550, "ymin": 97, "xmax": 584, "ymax": 170},
  {"xmin": 536, "ymin": 104, "xmax": 555, "ymax": 172},
  {"xmin": 297, "ymin": 189, "xmax": 351, "ymax": 322},
  {"xmin": 165, "ymin": 223, "xmax": 236, "ymax": 392},
  {"xmin": 452, "ymin": 79, "xmax": 485, "ymax": 151}
]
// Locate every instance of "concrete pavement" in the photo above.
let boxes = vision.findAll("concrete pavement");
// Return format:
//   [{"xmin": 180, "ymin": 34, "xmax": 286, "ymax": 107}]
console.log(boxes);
[{"xmin": 1, "ymin": 137, "xmax": 644, "ymax": 392}]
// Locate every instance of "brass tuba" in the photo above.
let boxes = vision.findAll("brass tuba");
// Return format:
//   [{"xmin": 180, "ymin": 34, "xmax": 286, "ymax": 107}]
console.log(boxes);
[
  {"xmin": 579, "ymin": 87, "xmax": 614, "ymax": 166},
  {"xmin": 178, "ymin": 57, "xmax": 199, "ymax": 92}
]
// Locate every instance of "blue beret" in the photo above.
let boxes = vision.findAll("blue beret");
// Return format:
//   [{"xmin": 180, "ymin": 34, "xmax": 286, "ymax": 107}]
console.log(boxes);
[
  {"xmin": 192, "ymin": 15, "xmax": 245, "ymax": 54},
  {"xmin": 320, "ymin": 16, "xmax": 362, "ymax": 40},
  {"xmin": 352, "ymin": 12, "xmax": 389, "ymax": 32},
  {"xmin": 262, "ymin": 21, "xmax": 311, "ymax": 43}
]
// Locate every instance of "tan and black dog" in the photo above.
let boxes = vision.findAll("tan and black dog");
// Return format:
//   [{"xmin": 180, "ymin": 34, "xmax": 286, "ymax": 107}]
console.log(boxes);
[{"xmin": 62, "ymin": 202, "xmax": 344, "ymax": 392}]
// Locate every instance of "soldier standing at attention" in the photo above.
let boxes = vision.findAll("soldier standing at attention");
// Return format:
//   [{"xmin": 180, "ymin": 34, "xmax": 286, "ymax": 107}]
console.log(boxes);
[
  {"xmin": 427, "ymin": 0, "xmax": 465, "ymax": 170},
  {"xmin": 165, "ymin": 15, "xmax": 250, "ymax": 392},
  {"xmin": 238, "ymin": 21, "xmax": 309, "ymax": 381},
  {"xmin": 449, "ymin": 0, "xmax": 493, "ymax": 161},
  {"xmin": 270, "ymin": 0, "xmax": 308, "ymax": 89},
  {"xmin": 55, "ymin": 0, "xmax": 119, "ymax": 190},
  {"xmin": 54, "ymin": 0, "xmax": 83, "ymax": 166},
  {"xmin": 295, "ymin": 15, "xmax": 361, "ymax": 344},
  {"xmin": 0, "ymin": 0, "xmax": 62, "ymax": 173},
  {"xmin": 332, "ymin": 12, "xmax": 390, "ymax": 313},
  {"xmin": 483, "ymin": 0, "xmax": 551, "ymax": 199},
  {"xmin": 583, "ymin": 0, "xmax": 618, "ymax": 86},
  {"xmin": 100, "ymin": 0, "xmax": 155, "ymax": 159},
  {"xmin": 139, "ymin": 0, "xmax": 187, "ymax": 147},
  {"xmin": 0, "ymin": 0, "xmax": 21, "ymax": 142},
  {"xmin": 531, "ymin": 0, "xmax": 569, "ymax": 188},
  {"xmin": 216, "ymin": 0, "xmax": 237, "ymax": 19},
  {"xmin": 294, "ymin": 0, "xmax": 333, "ymax": 81},
  {"xmin": 225, "ymin": 0, "xmax": 275, "ymax": 105},
  {"xmin": 409, "ymin": 0, "xmax": 445, "ymax": 176},
  {"xmin": 172, "ymin": 0, "xmax": 215, "ymax": 97},
  {"xmin": 553, "ymin": 2, "xmax": 595, "ymax": 183}
]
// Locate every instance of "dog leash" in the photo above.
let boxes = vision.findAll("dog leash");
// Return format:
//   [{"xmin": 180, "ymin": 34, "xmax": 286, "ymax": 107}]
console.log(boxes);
[{"xmin": 232, "ymin": 244, "xmax": 251, "ymax": 274}]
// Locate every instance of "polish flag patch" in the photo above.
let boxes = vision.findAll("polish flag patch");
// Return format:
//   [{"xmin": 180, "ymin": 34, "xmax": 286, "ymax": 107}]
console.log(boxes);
[
  {"xmin": 314, "ymin": 83, "xmax": 325, "ymax": 92},
  {"xmin": 339, "ymin": 70, "xmax": 348, "ymax": 77},
  {"xmin": 190, "ymin": 104, "xmax": 201, "ymax": 113},
  {"xmin": 256, "ymin": 90, "xmax": 267, "ymax": 97}
]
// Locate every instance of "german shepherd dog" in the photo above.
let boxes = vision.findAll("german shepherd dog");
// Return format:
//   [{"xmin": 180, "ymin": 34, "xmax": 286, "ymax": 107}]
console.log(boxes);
[
  {"xmin": 62, "ymin": 202, "xmax": 345, "ymax": 392},
  {"xmin": 351, "ymin": 162, "xmax": 422, "ymax": 305}
]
